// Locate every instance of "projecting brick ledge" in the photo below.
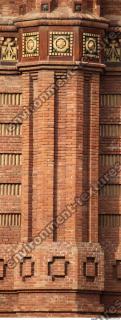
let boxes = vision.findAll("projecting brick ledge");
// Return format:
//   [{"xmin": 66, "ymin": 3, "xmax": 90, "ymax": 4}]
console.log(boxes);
[{"xmin": 0, "ymin": 242, "xmax": 104, "ymax": 291}]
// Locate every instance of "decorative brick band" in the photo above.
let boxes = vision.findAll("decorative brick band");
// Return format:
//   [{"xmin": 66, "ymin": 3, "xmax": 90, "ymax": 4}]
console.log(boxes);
[
  {"xmin": 100, "ymin": 124, "xmax": 121, "ymax": 137},
  {"xmin": 100, "ymin": 155, "xmax": 121, "ymax": 167},
  {"xmin": 101, "ymin": 94, "xmax": 121, "ymax": 107},
  {"xmin": 99, "ymin": 214, "xmax": 121, "ymax": 228},
  {"xmin": 100, "ymin": 184, "xmax": 121, "ymax": 197},
  {"xmin": 0, "ymin": 93, "xmax": 22, "ymax": 106},
  {"xmin": 0, "ymin": 183, "xmax": 21, "ymax": 196},
  {"xmin": 0, "ymin": 213, "xmax": 21, "ymax": 227},
  {"xmin": 0, "ymin": 123, "xmax": 22, "ymax": 136},
  {"xmin": 0, "ymin": 153, "xmax": 21, "ymax": 166}
]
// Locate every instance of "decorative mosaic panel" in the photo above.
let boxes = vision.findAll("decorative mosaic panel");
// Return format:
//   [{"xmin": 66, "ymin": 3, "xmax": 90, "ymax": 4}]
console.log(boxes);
[
  {"xmin": 104, "ymin": 29, "xmax": 121, "ymax": 63},
  {"xmin": 49, "ymin": 32, "xmax": 73, "ymax": 56},
  {"xmin": 0, "ymin": 37, "xmax": 18, "ymax": 62},
  {"xmin": 22, "ymin": 32, "xmax": 39, "ymax": 57},
  {"xmin": 83, "ymin": 33, "xmax": 100, "ymax": 60}
]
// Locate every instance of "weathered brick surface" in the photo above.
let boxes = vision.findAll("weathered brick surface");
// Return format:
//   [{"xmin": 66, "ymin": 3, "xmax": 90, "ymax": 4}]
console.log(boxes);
[
  {"xmin": 0, "ymin": 0, "xmax": 120, "ymax": 317},
  {"xmin": 101, "ymin": 0, "xmax": 121, "ymax": 16}
]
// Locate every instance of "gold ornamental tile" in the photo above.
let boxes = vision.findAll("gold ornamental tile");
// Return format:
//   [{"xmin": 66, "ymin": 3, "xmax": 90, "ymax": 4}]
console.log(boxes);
[
  {"xmin": 49, "ymin": 32, "xmax": 73, "ymax": 56},
  {"xmin": 83, "ymin": 33, "xmax": 100, "ymax": 60}
]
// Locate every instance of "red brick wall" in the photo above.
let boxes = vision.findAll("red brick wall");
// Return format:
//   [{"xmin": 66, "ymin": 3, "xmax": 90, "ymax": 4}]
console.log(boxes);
[
  {"xmin": 0, "ymin": 0, "xmax": 121, "ymax": 316},
  {"xmin": 0, "ymin": 0, "xmax": 35, "ymax": 16},
  {"xmin": 99, "ymin": 73, "xmax": 121, "ymax": 297},
  {"xmin": 101, "ymin": 0, "xmax": 121, "ymax": 15},
  {"xmin": 0, "ymin": 76, "xmax": 22, "ymax": 244}
]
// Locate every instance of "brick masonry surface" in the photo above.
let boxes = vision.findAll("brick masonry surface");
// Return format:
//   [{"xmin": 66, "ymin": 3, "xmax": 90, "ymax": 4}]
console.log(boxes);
[{"xmin": 0, "ymin": 0, "xmax": 121, "ymax": 317}]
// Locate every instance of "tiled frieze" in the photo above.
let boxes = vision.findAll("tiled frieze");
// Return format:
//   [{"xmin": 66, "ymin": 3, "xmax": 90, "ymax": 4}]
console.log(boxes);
[{"xmin": 0, "ymin": 29, "xmax": 103, "ymax": 64}]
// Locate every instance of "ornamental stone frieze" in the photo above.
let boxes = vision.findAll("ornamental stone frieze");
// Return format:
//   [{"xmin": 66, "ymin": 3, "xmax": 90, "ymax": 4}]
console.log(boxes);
[
  {"xmin": 104, "ymin": 28, "xmax": 121, "ymax": 63},
  {"xmin": 0, "ymin": 28, "xmax": 104, "ymax": 66}
]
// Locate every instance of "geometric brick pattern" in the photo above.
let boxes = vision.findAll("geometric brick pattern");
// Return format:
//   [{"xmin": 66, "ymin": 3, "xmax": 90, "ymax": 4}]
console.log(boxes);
[
  {"xmin": 83, "ymin": 257, "xmax": 98, "ymax": 281},
  {"xmin": 20, "ymin": 257, "xmax": 34, "ymax": 281},
  {"xmin": 48, "ymin": 256, "xmax": 69, "ymax": 281},
  {"xmin": 0, "ymin": 0, "xmax": 121, "ymax": 316}
]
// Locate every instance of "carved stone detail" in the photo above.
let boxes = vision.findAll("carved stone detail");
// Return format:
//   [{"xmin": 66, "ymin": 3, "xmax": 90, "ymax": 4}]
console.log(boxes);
[
  {"xmin": 0, "ymin": 37, "xmax": 18, "ymax": 62},
  {"xmin": 104, "ymin": 29, "xmax": 121, "ymax": 63}
]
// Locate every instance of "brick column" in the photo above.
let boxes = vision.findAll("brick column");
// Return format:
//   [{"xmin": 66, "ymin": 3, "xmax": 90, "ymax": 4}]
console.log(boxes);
[
  {"xmin": 55, "ymin": 70, "xmax": 84, "ymax": 242},
  {"xmin": 32, "ymin": 70, "xmax": 55, "ymax": 241},
  {"xmin": 21, "ymin": 73, "xmax": 33, "ymax": 242},
  {"xmin": 53, "ymin": 72, "xmax": 68, "ymax": 241},
  {"xmin": 88, "ymin": 73, "xmax": 100, "ymax": 243}
]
